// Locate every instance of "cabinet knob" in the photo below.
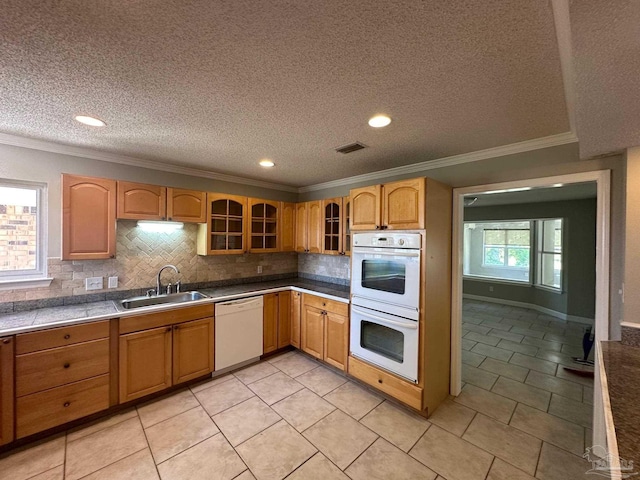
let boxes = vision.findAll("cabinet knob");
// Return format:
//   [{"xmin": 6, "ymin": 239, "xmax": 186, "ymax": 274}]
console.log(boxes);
[
  {"xmin": 63, "ymin": 402, "xmax": 71, "ymax": 408},
  {"xmin": 378, "ymin": 379, "xmax": 383, "ymax": 384},
  {"xmin": 162, "ymin": 216, "xmax": 166, "ymax": 220},
  {"xmin": 166, "ymin": 327, "xmax": 172, "ymax": 333},
  {"xmin": 375, "ymin": 225, "xmax": 380, "ymax": 230},
  {"xmin": 173, "ymin": 325, "xmax": 179, "ymax": 330},
  {"xmin": 110, "ymin": 255, "xmax": 115, "ymax": 259},
  {"xmin": 1, "ymin": 338, "xmax": 10, "ymax": 344},
  {"xmin": 168, "ymin": 217, "xmax": 173, "ymax": 221},
  {"xmin": 63, "ymin": 363, "xmax": 70, "ymax": 369},
  {"xmin": 322, "ymin": 302, "xmax": 326, "ymax": 306},
  {"xmin": 64, "ymin": 334, "xmax": 71, "ymax": 340}
]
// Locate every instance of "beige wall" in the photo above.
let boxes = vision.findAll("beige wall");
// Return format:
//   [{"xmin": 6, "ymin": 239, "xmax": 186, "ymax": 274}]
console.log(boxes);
[{"xmin": 623, "ymin": 147, "xmax": 640, "ymax": 324}]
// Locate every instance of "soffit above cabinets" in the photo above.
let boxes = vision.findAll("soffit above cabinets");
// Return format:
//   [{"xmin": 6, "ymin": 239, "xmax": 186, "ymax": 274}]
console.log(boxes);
[{"xmin": 1, "ymin": 1, "xmax": 572, "ymax": 188}]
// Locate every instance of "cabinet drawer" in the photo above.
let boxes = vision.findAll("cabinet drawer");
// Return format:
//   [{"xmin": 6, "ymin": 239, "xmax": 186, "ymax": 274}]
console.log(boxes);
[
  {"xmin": 16, "ymin": 374, "xmax": 110, "ymax": 439},
  {"xmin": 303, "ymin": 294, "xmax": 348, "ymax": 316},
  {"xmin": 16, "ymin": 321, "xmax": 109, "ymax": 354},
  {"xmin": 348, "ymin": 355, "xmax": 422, "ymax": 411},
  {"xmin": 16, "ymin": 338, "xmax": 110, "ymax": 397},
  {"xmin": 119, "ymin": 304, "xmax": 214, "ymax": 334}
]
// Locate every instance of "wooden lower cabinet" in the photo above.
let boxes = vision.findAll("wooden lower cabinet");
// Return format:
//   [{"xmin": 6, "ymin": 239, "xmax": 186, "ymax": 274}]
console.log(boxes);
[
  {"xmin": 119, "ymin": 326, "xmax": 172, "ymax": 403},
  {"xmin": 17, "ymin": 375, "xmax": 110, "ymax": 439},
  {"xmin": 119, "ymin": 317, "xmax": 214, "ymax": 403},
  {"xmin": 301, "ymin": 304, "xmax": 324, "ymax": 360},
  {"xmin": 301, "ymin": 294, "xmax": 349, "ymax": 371},
  {"xmin": 0, "ymin": 336, "xmax": 14, "ymax": 446},
  {"xmin": 277, "ymin": 291, "xmax": 291, "ymax": 349},
  {"xmin": 263, "ymin": 294, "xmax": 278, "ymax": 354},
  {"xmin": 173, "ymin": 318, "xmax": 214, "ymax": 384},
  {"xmin": 323, "ymin": 311, "xmax": 348, "ymax": 371},
  {"xmin": 263, "ymin": 292, "xmax": 291, "ymax": 354},
  {"xmin": 290, "ymin": 292, "xmax": 301, "ymax": 348}
]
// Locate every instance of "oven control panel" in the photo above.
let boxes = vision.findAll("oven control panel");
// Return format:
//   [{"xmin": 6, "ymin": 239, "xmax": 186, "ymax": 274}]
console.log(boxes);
[{"xmin": 353, "ymin": 232, "xmax": 421, "ymax": 249}]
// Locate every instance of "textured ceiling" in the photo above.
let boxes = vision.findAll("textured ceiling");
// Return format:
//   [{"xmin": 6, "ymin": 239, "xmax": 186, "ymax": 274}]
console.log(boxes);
[
  {"xmin": 0, "ymin": 1, "xmax": 569, "ymax": 187},
  {"xmin": 570, "ymin": 0, "xmax": 640, "ymax": 159}
]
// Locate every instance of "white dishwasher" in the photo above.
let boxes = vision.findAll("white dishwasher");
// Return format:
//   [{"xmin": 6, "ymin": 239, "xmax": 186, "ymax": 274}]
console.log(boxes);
[{"xmin": 215, "ymin": 296, "xmax": 264, "ymax": 371}]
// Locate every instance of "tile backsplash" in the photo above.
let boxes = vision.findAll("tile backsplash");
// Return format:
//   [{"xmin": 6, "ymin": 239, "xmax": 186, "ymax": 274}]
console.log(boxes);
[
  {"xmin": 298, "ymin": 253, "xmax": 350, "ymax": 286},
  {"xmin": 0, "ymin": 221, "xmax": 298, "ymax": 303}
]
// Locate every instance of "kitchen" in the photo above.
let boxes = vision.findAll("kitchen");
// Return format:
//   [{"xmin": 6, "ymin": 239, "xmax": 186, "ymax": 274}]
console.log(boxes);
[{"xmin": 0, "ymin": 1, "xmax": 639, "ymax": 480}]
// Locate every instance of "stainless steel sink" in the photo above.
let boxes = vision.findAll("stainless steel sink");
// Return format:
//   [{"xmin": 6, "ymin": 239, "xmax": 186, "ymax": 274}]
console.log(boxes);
[{"xmin": 115, "ymin": 291, "xmax": 208, "ymax": 311}]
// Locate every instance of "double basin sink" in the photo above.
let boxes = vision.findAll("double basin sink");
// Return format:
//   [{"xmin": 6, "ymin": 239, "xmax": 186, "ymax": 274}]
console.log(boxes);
[{"xmin": 115, "ymin": 291, "xmax": 208, "ymax": 312}]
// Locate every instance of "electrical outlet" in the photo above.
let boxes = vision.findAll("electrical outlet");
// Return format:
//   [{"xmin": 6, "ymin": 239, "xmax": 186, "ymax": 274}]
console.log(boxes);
[
  {"xmin": 489, "ymin": 286, "xmax": 494, "ymax": 292},
  {"xmin": 108, "ymin": 276, "xmax": 118, "ymax": 288},
  {"xmin": 257, "ymin": 265, "xmax": 263, "ymax": 274},
  {"xmin": 85, "ymin": 277, "xmax": 103, "ymax": 291}
]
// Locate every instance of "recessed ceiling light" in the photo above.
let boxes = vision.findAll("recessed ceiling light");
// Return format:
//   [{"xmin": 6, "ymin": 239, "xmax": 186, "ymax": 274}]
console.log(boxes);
[
  {"xmin": 259, "ymin": 159, "xmax": 275, "ymax": 168},
  {"xmin": 74, "ymin": 115, "xmax": 106, "ymax": 127},
  {"xmin": 368, "ymin": 115, "xmax": 391, "ymax": 128}
]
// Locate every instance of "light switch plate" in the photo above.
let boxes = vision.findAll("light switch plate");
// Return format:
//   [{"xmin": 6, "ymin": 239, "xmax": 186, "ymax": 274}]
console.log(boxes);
[
  {"xmin": 85, "ymin": 277, "xmax": 103, "ymax": 291},
  {"xmin": 108, "ymin": 276, "xmax": 118, "ymax": 288}
]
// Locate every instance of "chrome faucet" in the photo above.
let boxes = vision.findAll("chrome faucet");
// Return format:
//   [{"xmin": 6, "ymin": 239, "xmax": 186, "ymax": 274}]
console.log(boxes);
[{"xmin": 156, "ymin": 264, "xmax": 180, "ymax": 296}]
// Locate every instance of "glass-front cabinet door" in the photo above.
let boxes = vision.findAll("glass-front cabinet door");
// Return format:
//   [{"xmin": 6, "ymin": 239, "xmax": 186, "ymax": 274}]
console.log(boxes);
[
  {"xmin": 197, "ymin": 193, "xmax": 247, "ymax": 255},
  {"xmin": 322, "ymin": 198, "xmax": 342, "ymax": 255},
  {"xmin": 249, "ymin": 199, "xmax": 279, "ymax": 253}
]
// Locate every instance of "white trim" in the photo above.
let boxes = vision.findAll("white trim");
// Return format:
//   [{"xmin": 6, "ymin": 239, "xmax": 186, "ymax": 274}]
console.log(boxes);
[
  {"xmin": 551, "ymin": 0, "xmax": 576, "ymax": 134},
  {"xmin": 451, "ymin": 170, "xmax": 612, "ymax": 453},
  {"xmin": 300, "ymin": 132, "xmax": 578, "ymax": 192},
  {"xmin": 0, "ymin": 277, "xmax": 53, "ymax": 290},
  {"xmin": 595, "ymin": 341, "xmax": 622, "ymax": 480},
  {"xmin": 0, "ymin": 133, "xmax": 298, "ymax": 193}
]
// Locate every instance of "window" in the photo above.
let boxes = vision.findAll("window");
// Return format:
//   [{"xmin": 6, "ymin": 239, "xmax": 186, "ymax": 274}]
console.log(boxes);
[
  {"xmin": 463, "ymin": 218, "xmax": 563, "ymax": 291},
  {"xmin": 0, "ymin": 179, "xmax": 50, "ymax": 287},
  {"xmin": 537, "ymin": 218, "xmax": 563, "ymax": 290},
  {"xmin": 464, "ymin": 221, "xmax": 531, "ymax": 283}
]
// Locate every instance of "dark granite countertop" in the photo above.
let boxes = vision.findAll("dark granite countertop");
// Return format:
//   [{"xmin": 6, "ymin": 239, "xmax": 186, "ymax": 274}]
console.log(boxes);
[
  {"xmin": 0, "ymin": 278, "xmax": 349, "ymax": 336},
  {"xmin": 600, "ymin": 341, "xmax": 640, "ymax": 469}
]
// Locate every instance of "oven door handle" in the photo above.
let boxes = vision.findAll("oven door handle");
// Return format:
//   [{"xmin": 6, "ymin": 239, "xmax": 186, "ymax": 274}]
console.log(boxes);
[
  {"xmin": 353, "ymin": 248, "xmax": 420, "ymax": 257},
  {"xmin": 352, "ymin": 307, "xmax": 418, "ymax": 330}
]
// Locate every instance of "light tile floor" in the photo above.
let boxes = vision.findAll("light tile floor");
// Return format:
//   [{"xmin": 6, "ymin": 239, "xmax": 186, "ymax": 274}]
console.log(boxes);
[{"xmin": 0, "ymin": 300, "xmax": 596, "ymax": 480}]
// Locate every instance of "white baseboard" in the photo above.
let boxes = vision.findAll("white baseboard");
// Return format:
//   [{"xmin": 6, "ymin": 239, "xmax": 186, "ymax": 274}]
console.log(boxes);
[
  {"xmin": 463, "ymin": 293, "xmax": 595, "ymax": 325},
  {"xmin": 621, "ymin": 321, "xmax": 640, "ymax": 330}
]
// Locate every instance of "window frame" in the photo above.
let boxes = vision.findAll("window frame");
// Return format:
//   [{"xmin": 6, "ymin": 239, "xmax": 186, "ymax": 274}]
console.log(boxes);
[
  {"xmin": 0, "ymin": 179, "xmax": 51, "ymax": 289},
  {"xmin": 481, "ymin": 228, "xmax": 532, "ymax": 269},
  {"xmin": 535, "ymin": 218, "xmax": 563, "ymax": 292}
]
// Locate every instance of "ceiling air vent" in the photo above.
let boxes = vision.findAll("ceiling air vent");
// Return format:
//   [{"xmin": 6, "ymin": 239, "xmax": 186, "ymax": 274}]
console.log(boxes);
[{"xmin": 335, "ymin": 142, "xmax": 366, "ymax": 154}]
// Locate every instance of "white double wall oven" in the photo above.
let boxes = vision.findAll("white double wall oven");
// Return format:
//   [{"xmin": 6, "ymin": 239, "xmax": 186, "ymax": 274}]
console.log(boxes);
[{"xmin": 350, "ymin": 232, "xmax": 422, "ymax": 382}]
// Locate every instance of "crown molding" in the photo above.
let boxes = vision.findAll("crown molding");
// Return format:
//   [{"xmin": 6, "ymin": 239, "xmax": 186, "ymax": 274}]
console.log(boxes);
[
  {"xmin": 0, "ymin": 132, "xmax": 298, "ymax": 193},
  {"xmin": 299, "ymin": 131, "xmax": 578, "ymax": 193}
]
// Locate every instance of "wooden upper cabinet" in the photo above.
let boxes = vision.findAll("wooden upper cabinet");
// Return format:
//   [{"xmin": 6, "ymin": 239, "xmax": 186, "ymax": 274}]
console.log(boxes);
[
  {"xmin": 62, "ymin": 174, "xmax": 116, "ymax": 260},
  {"xmin": 383, "ymin": 178, "xmax": 425, "ymax": 230},
  {"xmin": 350, "ymin": 178, "xmax": 425, "ymax": 231},
  {"xmin": 117, "ymin": 181, "xmax": 166, "ymax": 220},
  {"xmin": 0, "ymin": 336, "xmax": 14, "ymax": 446},
  {"xmin": 172, "ymin": 318, "xmax": 214, "ymax": 385},
  {"xmin": 322, "ymin": 198, "xmax": 343, "ymax": 256},
  {"xmin": 167, "ymin": 188, "xmax": 206, "ymax": 223},
  {"xmin": 197, "ymin": 193, "xmax": 247, "ymax": 255},
  {"xmin": 350, "ymin": 184, "xmax": 381, "ymax": 230},
  {"xmin": 342, "ymin": 196, "xmax": 351, "ymax": 256},
  {"xmin": 306, "ymin": 200, "xmax": 323, "ymax": 254},
  {"xmin": 294, "ymin": 203, "xmax": 307, "ymax": 253},
  {"xmin": 249, "ymin": 199, "xmax": 279, "ymax": 253},
  {"xmin": 279, "ymin": 202, "xmax": 296, "ymax": 252}
]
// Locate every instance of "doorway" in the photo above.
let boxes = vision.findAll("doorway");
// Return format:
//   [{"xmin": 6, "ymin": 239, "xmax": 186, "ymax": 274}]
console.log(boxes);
[{"xmin": 450, "ymin": 170, "xmax": 610, "ymax": 447}]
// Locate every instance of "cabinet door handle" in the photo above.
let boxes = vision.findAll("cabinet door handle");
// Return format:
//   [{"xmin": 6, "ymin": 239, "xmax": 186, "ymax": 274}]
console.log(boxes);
[
  {"xmin": 63, "ymin": 402, "xmax": 71, "ymax": 408},
  {"xmin": 378, "ymin": 379, "xmax": 383, "ymax": 384},
  {"xmin": 63, "ymin": 363, "xmax": 70, "ymax": 369},
  {"xmin": 375, "ymin": 225, "xmax": 380, "ymax": 230},
  {"xmin": 64, "ymin": 334, "xmax": 71, "ymax": 340},
  {"xmin": 166, "ymin": 327, "xmax": 172, "ymax": 333},
  {"xmin": 1, "ymin": 338, "xmax": 10, "ymax": 344},
  {"xmin": 173, "ymin": 325, "xmax": 179, "ymax": 331}
]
